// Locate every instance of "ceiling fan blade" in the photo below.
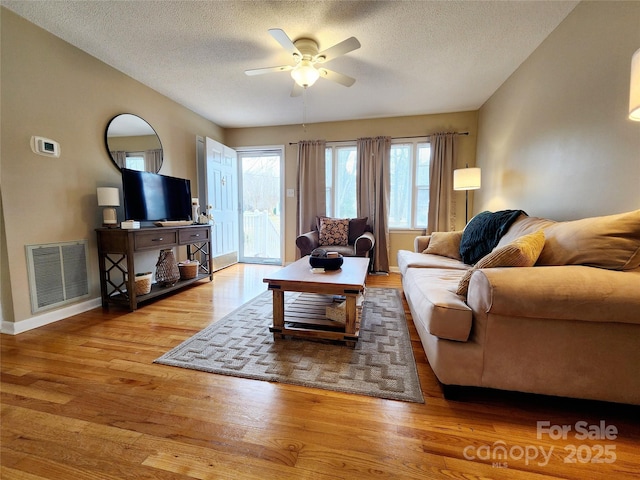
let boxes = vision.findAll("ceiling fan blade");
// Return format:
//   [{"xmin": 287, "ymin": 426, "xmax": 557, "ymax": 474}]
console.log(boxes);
[
  {"xmin": 318, "ymin": 68, "xmax": 356, "ymax": 87},
  {"xmin": 290, "ymin": 82, "xmax": 304, "ymax": 97},
  {"xmin": 269, "ymin": 28, "xmax": 301, "ymax": 56},
  {"xmin": 317, "ymin": 37, "xmax": 361, "ymax": 62},
  {"xmin": 245, "ymin": 65, "xmax": 293, "ymax": 76}
]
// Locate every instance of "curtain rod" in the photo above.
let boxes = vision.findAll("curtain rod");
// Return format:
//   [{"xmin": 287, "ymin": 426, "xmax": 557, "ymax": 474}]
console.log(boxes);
[{"xmin": 288, "ymin": 131, "xmax": 469, "ymax": 146}]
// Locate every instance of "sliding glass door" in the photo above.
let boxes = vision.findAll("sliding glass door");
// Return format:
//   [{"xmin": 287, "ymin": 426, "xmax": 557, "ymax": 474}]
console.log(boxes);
[{"xmin": 237, "ymin": 148, "xmax": 283, "ymax": 265}]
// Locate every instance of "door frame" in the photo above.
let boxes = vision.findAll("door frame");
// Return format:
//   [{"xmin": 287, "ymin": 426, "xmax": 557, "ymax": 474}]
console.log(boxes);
[{"xmin": 236, "ymin": 145, "xmax": 285, "ymax": 265}]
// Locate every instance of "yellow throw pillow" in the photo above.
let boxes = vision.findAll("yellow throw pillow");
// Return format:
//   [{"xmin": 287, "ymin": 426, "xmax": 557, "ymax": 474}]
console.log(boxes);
[
  {"xmin": 457, "ymin": 230, "xmax": 546, "ymax": 296},
  {"xmin": 423, "ymin": 231, "xmax": 463, "ymax": 260}
]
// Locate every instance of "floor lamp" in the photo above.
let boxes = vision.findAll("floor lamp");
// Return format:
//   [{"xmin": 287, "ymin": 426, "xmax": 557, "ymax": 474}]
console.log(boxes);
[{"xmin": 453, "ymin": 166, "xmax": 481, "ymax": 223}]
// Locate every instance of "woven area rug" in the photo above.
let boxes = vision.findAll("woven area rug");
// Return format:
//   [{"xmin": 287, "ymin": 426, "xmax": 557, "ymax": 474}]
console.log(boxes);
[{"xmin": 154, "ymin": 287, "xmax": 424, "ymax": 403}]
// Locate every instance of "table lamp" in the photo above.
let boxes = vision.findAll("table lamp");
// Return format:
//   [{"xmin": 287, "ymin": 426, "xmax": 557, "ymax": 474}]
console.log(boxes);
[{"xmin": 97, "ymin": 187, "xmax": 120, "ymax": 227}]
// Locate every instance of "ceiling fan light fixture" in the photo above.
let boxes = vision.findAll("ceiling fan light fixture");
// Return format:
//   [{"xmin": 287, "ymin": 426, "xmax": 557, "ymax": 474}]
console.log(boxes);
[
  {"xmin": 247, "ymin": 29, "xmax": 360, "ymax": 91},
  {"xmin": 291, "ymin": 61, "xmax": 320, "ymax": 88}
]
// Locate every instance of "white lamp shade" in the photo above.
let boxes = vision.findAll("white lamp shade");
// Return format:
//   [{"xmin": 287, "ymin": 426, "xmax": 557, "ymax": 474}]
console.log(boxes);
[
  {"xmin": 453, "ymin": 167, "xmax": 481, "ymax": 191},
  {"xmin": 291, "ymin": 61, "xmax": 320, "ymax": 88},
  {"xmin": 630, "ymin": 48, "xmax": 640, "ymax": 121},
  {"xmin": 97, "ymin": 187, "xmax": 120, "ymax": 207}
]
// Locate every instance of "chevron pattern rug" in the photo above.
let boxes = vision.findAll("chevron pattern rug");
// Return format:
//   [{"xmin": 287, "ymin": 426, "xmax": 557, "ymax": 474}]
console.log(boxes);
[{"xmin": 154, "ymin": 287, "xmax": 424, "ymax": 403}]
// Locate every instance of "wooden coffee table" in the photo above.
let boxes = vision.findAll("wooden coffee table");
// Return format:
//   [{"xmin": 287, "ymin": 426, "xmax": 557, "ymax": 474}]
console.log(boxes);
[{"xmin": 263, "ymin": 256, "xmax": 369, "ymax": 344}]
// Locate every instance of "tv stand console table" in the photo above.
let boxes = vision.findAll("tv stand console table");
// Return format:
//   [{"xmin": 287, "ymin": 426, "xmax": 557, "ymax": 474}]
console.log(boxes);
[{"xmin": 96, "ymin": 225, "xmax": 213, "ymax": 311}]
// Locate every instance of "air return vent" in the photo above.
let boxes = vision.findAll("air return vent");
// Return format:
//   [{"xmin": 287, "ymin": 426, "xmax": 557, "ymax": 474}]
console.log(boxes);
[{"xmin": 26, "ymin": 240, "xmax": 89, "ymax": 313}]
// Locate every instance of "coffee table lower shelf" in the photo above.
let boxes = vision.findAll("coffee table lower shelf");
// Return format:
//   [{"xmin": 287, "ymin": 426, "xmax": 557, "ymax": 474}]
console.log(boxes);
[{"xmin": 269, "ymin": 293, "xmax": 362, "ymax": 344}]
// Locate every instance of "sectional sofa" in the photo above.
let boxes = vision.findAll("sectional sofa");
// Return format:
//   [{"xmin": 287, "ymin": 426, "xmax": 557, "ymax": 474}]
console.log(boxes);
[{"xmin": 398, "ymin": 210, "xmax": 640, "ymax": 405}]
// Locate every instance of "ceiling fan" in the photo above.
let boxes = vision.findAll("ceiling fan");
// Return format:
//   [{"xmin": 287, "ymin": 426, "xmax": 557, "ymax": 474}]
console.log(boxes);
[{"xmin": 245, "ymin": 28, "xmax": 361, "ymax": 97}]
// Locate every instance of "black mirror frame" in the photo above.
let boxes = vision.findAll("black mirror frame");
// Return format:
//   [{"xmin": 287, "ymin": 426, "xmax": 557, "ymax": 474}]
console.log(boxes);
[{"xmin": 104, "ymin": 113, "xmax": 163, "ymax": 173}]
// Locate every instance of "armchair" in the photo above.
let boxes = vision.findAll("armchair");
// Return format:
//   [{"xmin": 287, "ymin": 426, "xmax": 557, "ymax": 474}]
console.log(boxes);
[{"xmin": 296, "ymin": 217, "xmax": 375, "ymax": 258}]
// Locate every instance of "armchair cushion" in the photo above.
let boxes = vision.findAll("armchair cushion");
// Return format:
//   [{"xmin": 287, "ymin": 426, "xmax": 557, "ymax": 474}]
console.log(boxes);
[{"xmin": 348, "ymin": 217, "xmax": 369, "ymax": 244}]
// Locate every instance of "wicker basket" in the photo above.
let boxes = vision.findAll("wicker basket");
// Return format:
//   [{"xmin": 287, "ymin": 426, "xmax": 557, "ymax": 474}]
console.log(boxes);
[
  {"xmin": 134, "ymin": 273, "xmax": 152, "ymax": 295},
  {"xmin": 156, "ymin": 249, "xmax": 180, "ymax": 287},
  {"xmin": 178, "ymin": 261, "xmax": 199, "ymax": 280}
]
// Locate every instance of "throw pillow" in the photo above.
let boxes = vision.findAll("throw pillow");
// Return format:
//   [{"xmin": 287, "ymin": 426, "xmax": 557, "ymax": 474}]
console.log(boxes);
[
  {"xmin": 457, "ymin": 229, "xmax": 546, "ymax": 296},
  {"xmin": 318, "ymin": 217, "xmax": 349, "ymax": 246},
  {"xmin": 536, "ymin": 209, "xmax": 640, "ymax": 270},
  {"xmin": 348, "ymin": 217, "xmax": 369, "ymax": 244},
  {"xmin": 423, "ymin": 231, "xmax": 463, "ymax": 260},
  {"xmin": 495, "ymin": 215, "xmax": 555, "ymax": 248}
]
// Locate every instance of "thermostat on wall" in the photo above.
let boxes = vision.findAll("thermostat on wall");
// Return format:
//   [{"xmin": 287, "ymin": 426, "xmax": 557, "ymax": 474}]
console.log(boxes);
[{"xmin": 30, "ymin": 136, "xmax": 60, "ymax": 158}]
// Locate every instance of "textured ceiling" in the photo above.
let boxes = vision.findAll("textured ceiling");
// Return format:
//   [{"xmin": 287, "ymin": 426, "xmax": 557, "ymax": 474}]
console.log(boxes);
[{"xmin": 3, "ymin": 0, "xmax": 579, "ymax": 128}]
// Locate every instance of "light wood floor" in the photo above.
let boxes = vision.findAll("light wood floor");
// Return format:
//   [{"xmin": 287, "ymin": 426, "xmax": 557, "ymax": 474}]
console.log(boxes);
[{"xmin": 2, "ymin": 264, "xmax": 639, "ymax": 479}]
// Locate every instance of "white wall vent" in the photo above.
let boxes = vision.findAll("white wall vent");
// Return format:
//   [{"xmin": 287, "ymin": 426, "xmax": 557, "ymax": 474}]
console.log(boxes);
[{"xmin": 26, "ymin": 240, "xmax": 89, "ymax": 313}]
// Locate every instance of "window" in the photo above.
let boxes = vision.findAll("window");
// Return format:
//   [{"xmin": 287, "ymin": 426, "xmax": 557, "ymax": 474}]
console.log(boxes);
[
  {"xmin": 125, "ymin": 152, "xmax": 145, "ymax": 171},
  {"xmin": 324, "ymin": 139, "xmax": 430, "ymax": 229},
  {"xmin": 325, "ymin": 143, "xmax": 357, "ymax": 218},
  {"xmin": 388, "ymin": 140, "xmax": 430, "ymax": 229}
]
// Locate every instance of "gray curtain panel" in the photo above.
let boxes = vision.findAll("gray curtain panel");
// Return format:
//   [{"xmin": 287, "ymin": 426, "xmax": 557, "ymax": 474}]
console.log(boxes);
[
  {"xmin": 357, "ymin": 136, "xmax": 391, "ymax": 272},
  {"xmin": 296, "ymin": 140, "xmax": 327, "ymax": 257},
  {"xmin": 144, "ymin": 149, "xmax": 163, "ymax": 172},
  {"xmin": 110, "ymin": 150, "xmax": 126, "ymax": 168},
  {"xmin": 427, "ymin": 133, "xmax": 458, "ymax": 233}
]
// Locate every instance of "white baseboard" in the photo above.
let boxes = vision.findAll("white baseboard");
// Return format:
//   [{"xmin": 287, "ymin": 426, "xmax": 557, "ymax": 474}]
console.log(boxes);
[{"xmin": 0, "ymin": 297, "xmax": 103, "ymax": 335}]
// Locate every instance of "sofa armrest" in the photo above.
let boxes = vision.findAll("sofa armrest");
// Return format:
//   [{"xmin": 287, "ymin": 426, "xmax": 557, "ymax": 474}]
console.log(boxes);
[
  {"xmin": 354, "ymin": 231, "xmax": 375, "ymax": 256},
  {"xmin": 467, "ymin": 265, "xmax": 640, "ymax": 325},
  {"xmin": 414, "ymin": 235, "xmax": 431, "ymax": 253},
  {"xmin": 296, "ymin": 230, "xmax": 320, "ymax": 257}
]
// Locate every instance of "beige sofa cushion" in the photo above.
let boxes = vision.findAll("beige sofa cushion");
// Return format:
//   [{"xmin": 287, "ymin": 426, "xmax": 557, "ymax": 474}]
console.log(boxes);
[
  {"xmin": 468, "ymin": 265, "xmax": 640, "ymax": 325},
  {"xmin": 499, "ymin": 210, "xmax": 640, "ymax": 270},
  {"xmin": 457, "ymin": 230, "xmax": 545, "ymax": 296},
  {"xmin": 497, "ymin": 214, "xmax": 554, "ymax": 246},
  {"xmin": 537, "ymin": 210, "xmax": 640, "ymax": 270},
  {"xmin": 397, "ymin": 250, "xmax": 469, "ymax": 276},
  {"xmin": 423, "ymin": 231, "xmax": 463, "ymax": 260},
  {"xmin": 403, "ymin": 267, "xmax": 472, "ymax": 341}
]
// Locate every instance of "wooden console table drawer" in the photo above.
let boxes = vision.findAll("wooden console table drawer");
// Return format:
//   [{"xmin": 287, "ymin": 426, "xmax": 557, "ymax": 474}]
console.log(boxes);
[
  {"xmin": 179, "ymin": 227, "xmax": 209, "ymax": 244},
  {"xmin": 134, "ymin": 230, "xmax": 178, "ymax": 250}
]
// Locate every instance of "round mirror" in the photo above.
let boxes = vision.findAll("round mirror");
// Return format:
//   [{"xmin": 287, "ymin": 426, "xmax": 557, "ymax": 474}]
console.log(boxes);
[{"xmin": 105, "ymin": 114, "xmax": 163, "ymax": 172}]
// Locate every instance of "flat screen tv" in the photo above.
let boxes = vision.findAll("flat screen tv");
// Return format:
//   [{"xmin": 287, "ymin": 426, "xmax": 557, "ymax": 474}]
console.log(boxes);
[{"xmin": 121, "ymin": 168, "xmax": 192, "ymax": 222}]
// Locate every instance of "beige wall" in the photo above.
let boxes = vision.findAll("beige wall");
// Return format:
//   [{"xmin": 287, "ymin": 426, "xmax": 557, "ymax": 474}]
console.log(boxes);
[
  {"xmin": 1, "ymin": 9, "xmax": 224, "ymax": 325},
  {"xmin": 475, "ymin": 1, "xmax": 640, "ymax": 220},
  {"xmin": 225, "ymin": 111, "xmax": 478, "ymax": 265},
  {"xmin": 107, "ymin": 135, "xmax": 161, "ymax": 153},
  {"xmin": 10, "ymin": 2, "xmax": 630, "ymax": 327}
]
